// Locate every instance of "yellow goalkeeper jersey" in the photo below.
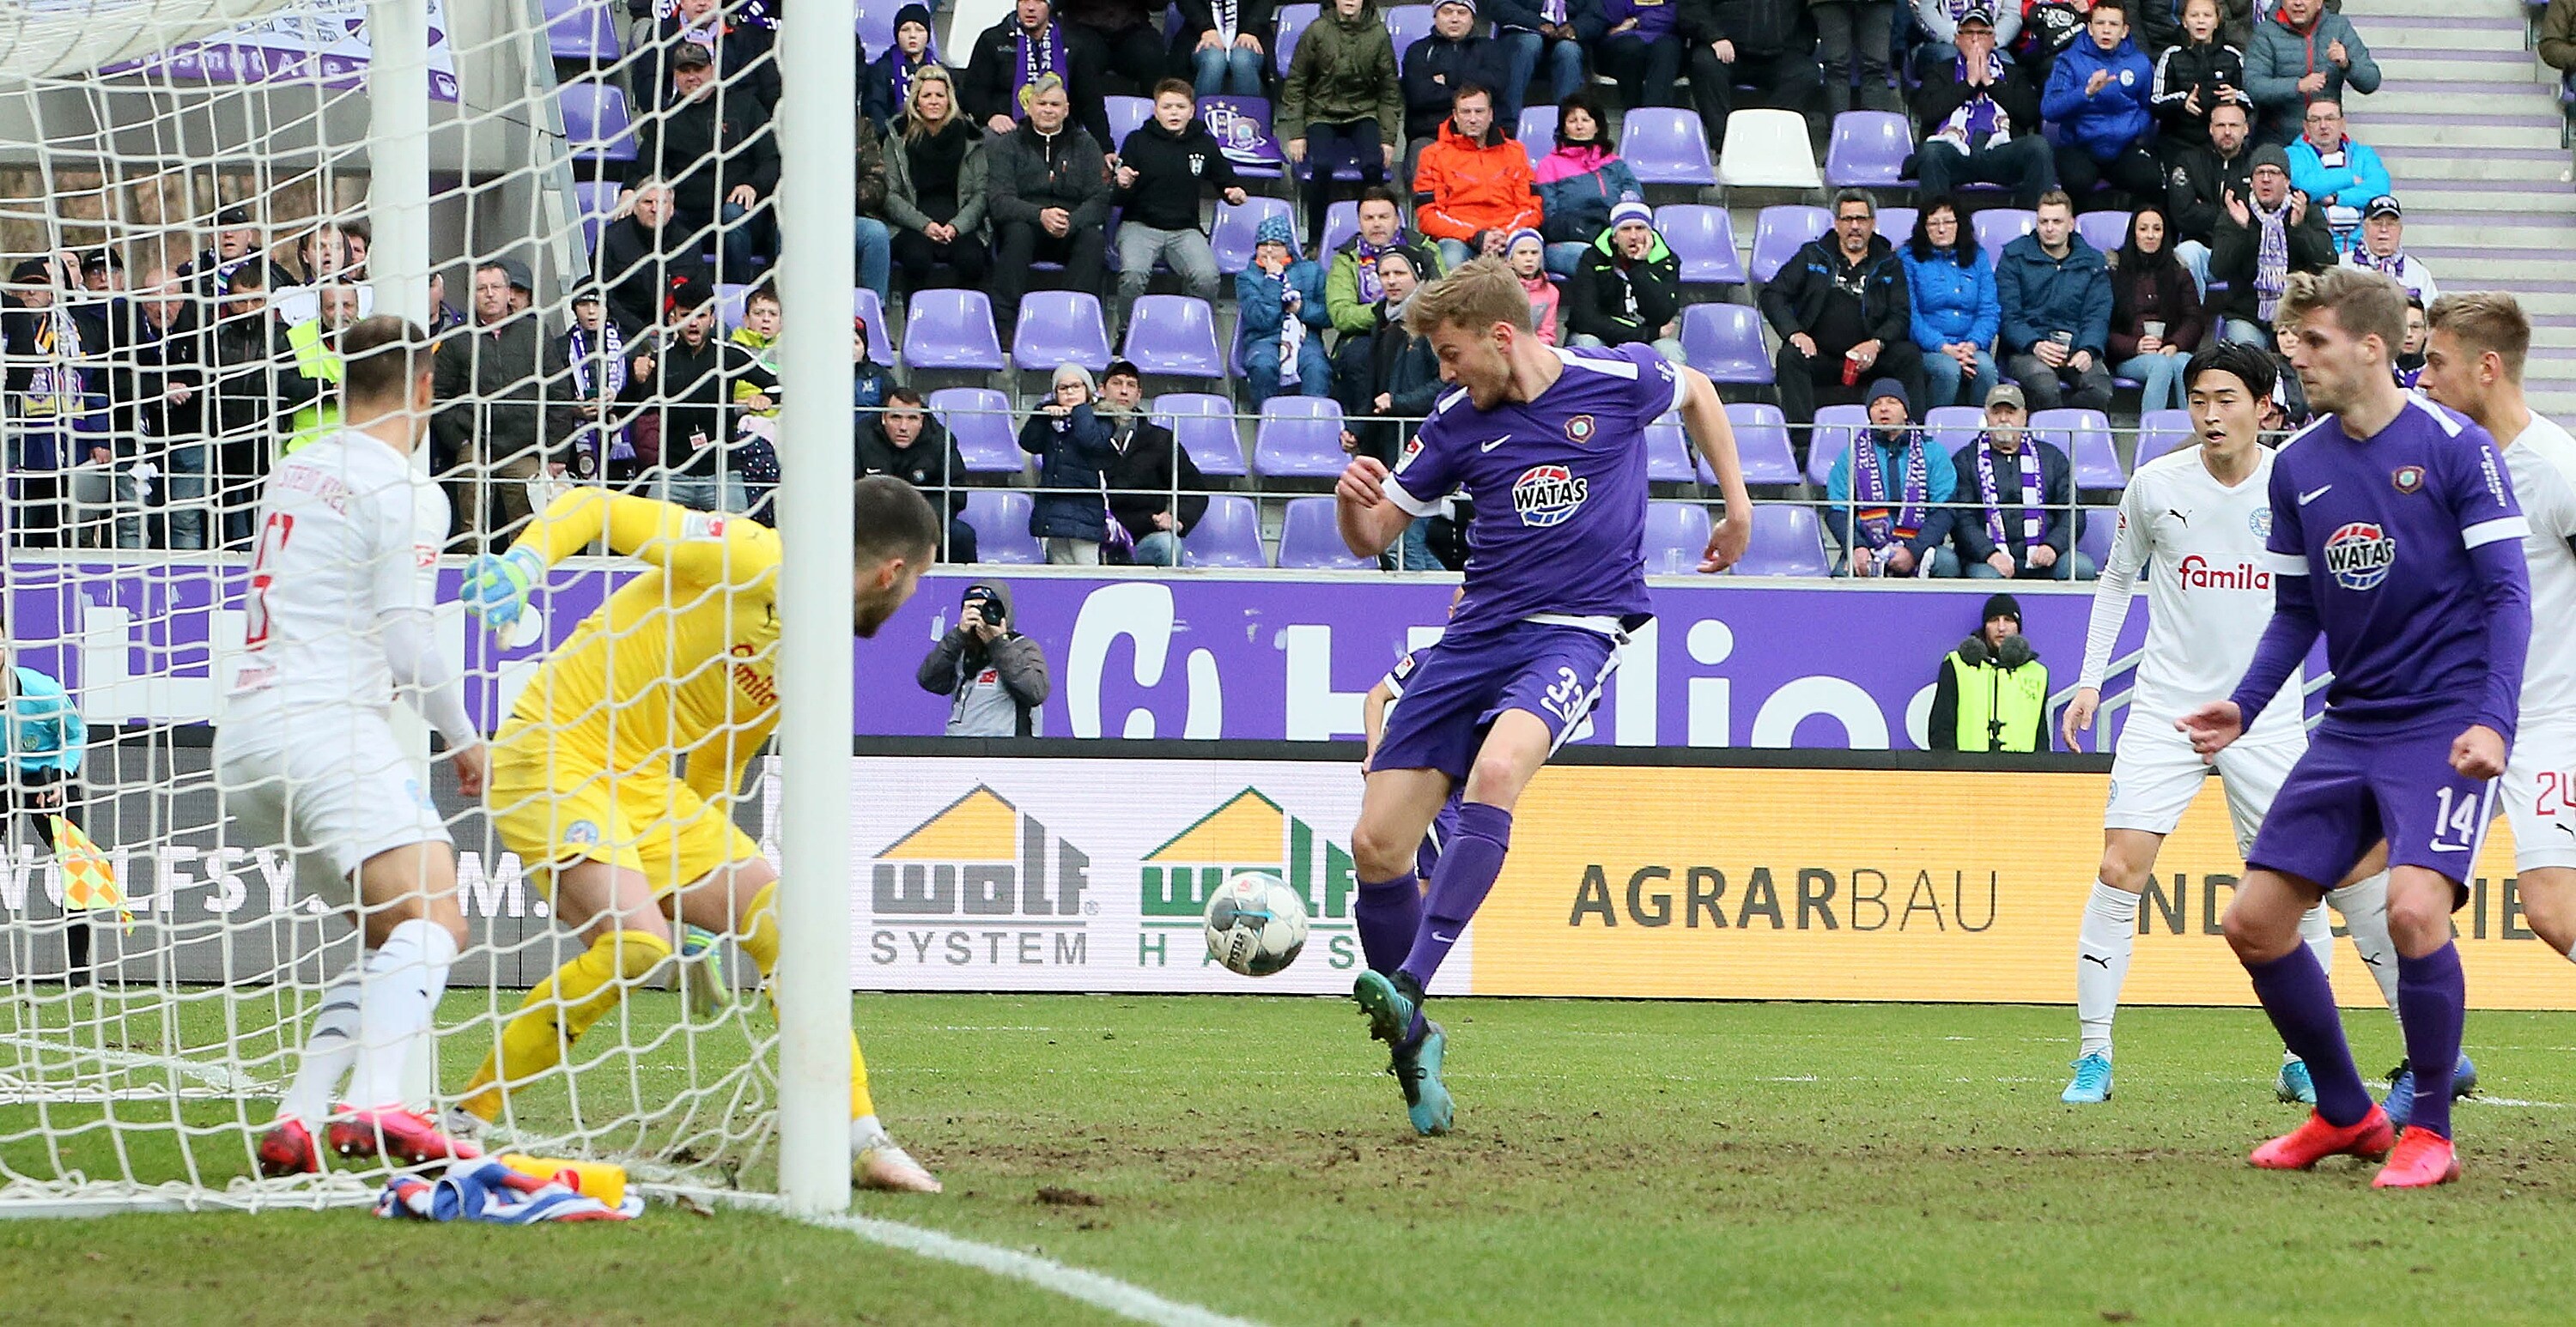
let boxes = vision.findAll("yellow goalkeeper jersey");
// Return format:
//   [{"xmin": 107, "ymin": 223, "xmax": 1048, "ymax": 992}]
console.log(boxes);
[{"xmin": 497, "ymin": 491, "xmax": 781, "ymax": 807}]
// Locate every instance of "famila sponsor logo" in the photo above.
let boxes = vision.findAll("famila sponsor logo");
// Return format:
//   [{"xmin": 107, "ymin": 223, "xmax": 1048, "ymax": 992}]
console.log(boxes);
[
  {"xmin": 1514, "ymin": 464, "xmax": 1589, "ymax": 527},
  {"xmin": 2175, "ymin": 554, "xmax": 2269, "ymax": 591},
  {"xmin": 866, "ymin": 786, "xmax": 1091, "ymax": 968},
  {"xmin": 2324, "ymin": 521, "xmax": 2397, "ymax": 591}
]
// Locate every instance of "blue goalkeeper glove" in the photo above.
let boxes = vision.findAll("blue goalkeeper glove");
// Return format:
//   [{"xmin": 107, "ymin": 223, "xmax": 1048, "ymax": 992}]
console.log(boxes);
[
  {"xmin": 677, "ymin": 924, "xmax": 731, "ymax": 1021},
  {"xmin": 459, "ymin": 545, "xmax": 547, "ymax": 630}
]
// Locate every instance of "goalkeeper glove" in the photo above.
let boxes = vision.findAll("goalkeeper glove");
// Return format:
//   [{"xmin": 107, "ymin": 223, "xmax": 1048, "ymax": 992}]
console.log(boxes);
[
  {"xmin": 460, "ymin": 545, "xmax": 547, "ymax": 630},
  {"xmin": 677, "ymin": 924, "xmax": 731, "ymax": 1021}
]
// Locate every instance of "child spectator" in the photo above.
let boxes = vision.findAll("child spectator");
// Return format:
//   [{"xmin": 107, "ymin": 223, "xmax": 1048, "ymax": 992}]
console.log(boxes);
[
  {"xmin": 2040, "ymin": 0, "xmax": 2160, "ymax": 204},
  {"xmin": 1507, "ymin": 228, "xmax": 1560, "ymax": 344},
  {"xmin": 1238, "ymin": 215, "xmax": 1334, "ymax": 403},
  {"xmin": 863, "ymin": 3, "xmax": 940, "ymax": 131},
  {"xmin": 2148, "ymin": 0, "xmax": 2249, "ymax": 161},
  {"xmin": 1279, "ymin": 0, "xmax": 1405, "ymax": 249}
]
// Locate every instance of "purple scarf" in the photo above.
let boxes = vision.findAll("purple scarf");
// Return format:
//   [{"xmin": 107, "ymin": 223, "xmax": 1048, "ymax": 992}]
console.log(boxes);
[
  {"xmin": 1015, "ymin": 22, "xmax": 1066, "ymax": 103},
  {"xmin": 1352, "ymin": 232, "xmax": 1407, "ymax": 305},
  {"xmin": 891, "ymin": 52, "xmax": 933, "ymax": 112},
  {"xmin": 1851, "ymin": 429, "xmax": 1929, "ymax": 548},
  {"xmin": 1975, "ymin": 439, "xmax": 2044, "ymax": 552},
  {"xmin": 1933, "ymin": 52, "xmax": 2011, "ymax": 152},
  {"xmin": 567, "ymin": 323, "xmax": 635, "ymax": 465}
]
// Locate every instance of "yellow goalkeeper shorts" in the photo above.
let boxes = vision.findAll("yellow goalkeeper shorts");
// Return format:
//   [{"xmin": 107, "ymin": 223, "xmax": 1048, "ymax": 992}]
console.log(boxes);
[{"xmin": 485, "ymin": 735, "xmax": 760, "ymax": 900}]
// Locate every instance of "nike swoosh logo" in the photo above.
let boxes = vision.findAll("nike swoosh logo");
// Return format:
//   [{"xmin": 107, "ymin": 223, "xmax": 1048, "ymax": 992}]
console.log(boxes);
[
  {"xmin": 2298, "ymin": 485, "xmax": 2333, "ymax": 506},
  {"xmin": 1479, "ymin": 435, "xmax": 1511, "ymax": 453},
  {"xmin": 2429, "ymin": 842, "xmax": 2470, "ymax": 853},
  {"xmin": 1432, "ymin": 930, "xmax": 1458, "ymax": 943}
]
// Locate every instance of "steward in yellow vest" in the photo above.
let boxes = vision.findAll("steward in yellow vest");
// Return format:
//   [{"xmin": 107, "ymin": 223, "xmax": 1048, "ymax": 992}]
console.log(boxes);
[{"xmin": 1930, "ymin": 593, "xmax": 2050, "ymax": 752}]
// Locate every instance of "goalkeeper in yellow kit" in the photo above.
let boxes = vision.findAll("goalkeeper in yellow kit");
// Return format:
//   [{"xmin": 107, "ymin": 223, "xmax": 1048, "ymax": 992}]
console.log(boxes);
[{"xmin": 445, "ymin": 477, "xmax": 945, "ymax": 1192}]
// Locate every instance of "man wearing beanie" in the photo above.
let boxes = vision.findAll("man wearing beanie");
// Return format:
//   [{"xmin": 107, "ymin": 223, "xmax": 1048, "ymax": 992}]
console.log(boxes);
[
  {"xmin": 2207, "ymin": 142, "xmax": 2330, "ymax": 348},
  {"xmin": 863, "ymin": 3, "xmax": 941, "ymax": 130},
  {"xmin": 1929, "ymin": 592, "xmax": 2050, "ymax": 752},
  {"xmin": 1566, "ymin": 200, "xmax": 1682, "ymax": 361},
  {"xmin": 1760, "ymin": 187, "xmax": 1922, "ymax": 427},
  {"xmin": 1824, "ymin": 376, "xmax": 1959, "ymax": 578},
  {"xmin": 1402, "ymin": 0, "xmax": 1507, "ymax": 155}
]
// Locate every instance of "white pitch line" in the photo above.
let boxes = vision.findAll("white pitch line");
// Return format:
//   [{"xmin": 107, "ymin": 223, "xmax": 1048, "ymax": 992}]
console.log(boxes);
[
  {"xmin": 2465, "ymin": 1096, "xmax": 2571, "ymax": 1110},
  {"xmin": 801, "ymin": 1211, "xmax": 1269, "ymax": 1327}
]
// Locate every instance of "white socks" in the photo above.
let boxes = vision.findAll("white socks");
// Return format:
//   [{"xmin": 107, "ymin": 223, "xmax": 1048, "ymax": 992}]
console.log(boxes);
[
  {"xmin": 278, "ymin": 960, "xmax": 365, "ymax": 1129},
  {"xmin": 2076, "ymin": 882, "xmax": 2138, "ymax": 1058},
  {"xmin": 852, "ymin": 1113, "xmax": 891, "ymax": 1152},
  {"xmin": 343, "ymin": 918, "xmax": 460, "ymax": 1111},
  {"xmin": 2299, "ymin": 900, "xmax": 2334, "ymax": 976},
  {"xmin": 2328, "ymin": 870, "xmax": 2404, "ymax": 1035}
]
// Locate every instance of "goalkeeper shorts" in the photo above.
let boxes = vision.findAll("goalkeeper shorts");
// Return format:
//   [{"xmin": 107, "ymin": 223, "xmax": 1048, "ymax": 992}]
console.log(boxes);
[{"xmin": 485, "ymin": 736, "xmax": 760, "ymax": 900}]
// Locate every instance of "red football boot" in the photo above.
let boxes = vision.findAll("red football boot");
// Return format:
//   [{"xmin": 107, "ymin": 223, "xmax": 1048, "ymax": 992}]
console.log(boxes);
[
  {"xmin": 254, "ymin": 1118, "xmax": 322, "ymax": 1178},
  {"xmin": 325, "ymin": 1105, "xmax": 484, "ymax": 1166},
  {"xmin": 2372, "ymin": 1130, "xmax": 2461, "ymax": 1189},
  {"xmin": 2251, "ymin": 1105, "xmax": 2396, "ymax": 1170}
]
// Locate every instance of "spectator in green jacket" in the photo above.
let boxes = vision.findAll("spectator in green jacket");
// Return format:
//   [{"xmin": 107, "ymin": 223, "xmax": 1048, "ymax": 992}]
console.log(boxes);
[{"xmin": 1279, "ymin": 0, "xmax": 1405, "ymax": 250}]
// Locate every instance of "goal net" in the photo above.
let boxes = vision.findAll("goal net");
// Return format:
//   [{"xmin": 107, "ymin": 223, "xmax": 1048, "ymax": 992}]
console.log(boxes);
[{"xmin": 0, "ymin": 0, "xmax": 857, "ymax": 1215}]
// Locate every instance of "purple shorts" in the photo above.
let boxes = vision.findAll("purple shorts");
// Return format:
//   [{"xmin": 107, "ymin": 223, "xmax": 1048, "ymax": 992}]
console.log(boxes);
[
  {"xmin": 2246, "ymin": 718, "xmax": 2500, "ymax": 901},
  {"xmin": 1371, "ymin": 621, "xmax": 1625, "ymax": 783}
]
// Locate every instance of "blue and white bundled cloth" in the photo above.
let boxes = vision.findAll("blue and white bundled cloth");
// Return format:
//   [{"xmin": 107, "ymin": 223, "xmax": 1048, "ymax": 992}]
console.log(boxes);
[{"xmin": 374, "ymin": 1159, "xmax": 643, "ymax": 1223}]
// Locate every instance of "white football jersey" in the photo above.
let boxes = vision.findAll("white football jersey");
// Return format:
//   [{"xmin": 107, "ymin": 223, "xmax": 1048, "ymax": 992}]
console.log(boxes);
[
  {"xmin": 2081, "ymin": 444, "xmax": 2303, "ymax": 736},
  {"xmin": 225, "ymin": 429, "xmax": 449, "ymax": 722},
  {"xmin": 2503, "ymin": 413, "xmax": 2576, "ymax": 717}
]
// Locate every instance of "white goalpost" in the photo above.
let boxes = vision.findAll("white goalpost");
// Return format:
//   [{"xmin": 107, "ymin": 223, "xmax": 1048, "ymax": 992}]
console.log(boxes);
[{"xmin": 0, "ymin": 0, "xmax": 854, "ymax": 1215}]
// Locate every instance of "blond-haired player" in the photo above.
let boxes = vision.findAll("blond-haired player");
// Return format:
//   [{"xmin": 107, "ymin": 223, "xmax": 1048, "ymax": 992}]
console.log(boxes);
[{"xmin": 446, "ymin": 477, "xmax": 944, "ymax": 1191}]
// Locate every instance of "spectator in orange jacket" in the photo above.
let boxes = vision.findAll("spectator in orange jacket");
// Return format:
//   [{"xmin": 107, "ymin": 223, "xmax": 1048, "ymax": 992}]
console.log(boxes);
[{"xmin": 1412, "ymin": 83, "xmax": 1540, "ymax": 271}]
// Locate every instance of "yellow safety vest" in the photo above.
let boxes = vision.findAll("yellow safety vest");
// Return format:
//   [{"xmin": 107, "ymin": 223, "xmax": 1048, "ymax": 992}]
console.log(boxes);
[
  {"xmin": 1946, "ymin": 652, "xmax": 2050, "ymax": 754},
  {"xmin": 283, "ymin": 318, "xmax": 343, "ymax": 456}
]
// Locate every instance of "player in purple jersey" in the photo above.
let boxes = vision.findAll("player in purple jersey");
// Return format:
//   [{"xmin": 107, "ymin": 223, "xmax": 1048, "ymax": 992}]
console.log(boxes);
[
  {"xmin": 1331, "ymin": 259, "xmax": 1754, "ymax": 1135},
  {"xmin": 2180, "ymin": 269, "xmax": 2533, "ymax": 1190}
]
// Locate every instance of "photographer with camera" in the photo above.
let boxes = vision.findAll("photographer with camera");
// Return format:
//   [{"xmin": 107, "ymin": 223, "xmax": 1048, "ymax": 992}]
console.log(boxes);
[
  {"xmin": 915, "ymin": 581, "xmax": 1050, "ymax": 736},
  {"xmin": 1928, "ymin": 593, "xmax": 2050, "ymax": 752}
]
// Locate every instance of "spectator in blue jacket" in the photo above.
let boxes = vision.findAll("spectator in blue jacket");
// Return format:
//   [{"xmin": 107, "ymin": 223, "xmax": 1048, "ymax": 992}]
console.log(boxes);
[
  {"xmin": 1238, "ymin": 215, "xmax": 1334, "ymax": 403},
  {"xmin": 3, "ymin": 655, "xmax": 91, "ymax": 984},
  {"xmin": 2283, "ymin": 98, "xmax": 2387, "ymax": 243},
  {"xmin": 862, "ymin": 5, "xmax": 940, "ymax": 131},
  {"xmin": 1597, "ymin": 0, "xmax": 1687, "ymax": 110},
  {"xmin": 1995, "ymin": 191, "xmax": 2113, "ymax": 411},
  {"xmin": 1485, "ymin": 0, "xmax": 1598, "ymax": 124},
  {"xmin": 1899, "ymin": 197, "xmax": 2000, "ymax": 409},
  {"xmin": 1824, "ymin": 378, "xmax": 1960, "ymax": 577},
  {"xmin": 2245, "ymin": 0, "xmax": 2379, "ymax": 146},
  {"xmin": 1018, "ymin": 363, "xmax": 1119, "ymax": 564},
  {"xmin": 2039, "ymin": 0, "xmax": 2161, "ymax": 205},
  {"xmin": 1532, "ymin": 94, "xmax": 1643, "ymax": 276}
]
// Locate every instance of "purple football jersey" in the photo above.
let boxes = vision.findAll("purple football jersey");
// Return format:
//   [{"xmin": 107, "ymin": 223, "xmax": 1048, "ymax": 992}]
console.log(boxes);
[
  {"xmin": 1384, "ymin": 343, "xmax": 1683, "ymax": 637},
  {"xmin": 2248, "ymin": 397, "xmax": 2530, "ymax": 731}
]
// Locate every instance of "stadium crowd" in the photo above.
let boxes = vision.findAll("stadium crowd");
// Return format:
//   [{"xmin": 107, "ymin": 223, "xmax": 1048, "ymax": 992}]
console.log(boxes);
[{"xmin": 0, "ymin": 0, "xmax": 2437, "ymax": 577}]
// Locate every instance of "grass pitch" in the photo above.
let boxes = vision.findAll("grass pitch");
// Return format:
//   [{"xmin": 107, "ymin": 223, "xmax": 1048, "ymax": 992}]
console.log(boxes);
[{"xmin": 5, "ymin": 993, "xmax": 2575, "ymax": 1325}]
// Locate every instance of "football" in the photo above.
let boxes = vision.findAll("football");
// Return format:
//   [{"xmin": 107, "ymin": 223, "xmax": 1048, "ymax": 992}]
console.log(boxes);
[{"xmin": 1202, "ymin": 872, "xmax": 1310, "ymax": 977}]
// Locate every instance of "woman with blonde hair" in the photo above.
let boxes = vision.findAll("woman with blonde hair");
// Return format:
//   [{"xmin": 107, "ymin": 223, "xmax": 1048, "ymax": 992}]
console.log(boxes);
[{"xmin": 884, "ymin": 64, "xmax": 990, "ymax": 292}]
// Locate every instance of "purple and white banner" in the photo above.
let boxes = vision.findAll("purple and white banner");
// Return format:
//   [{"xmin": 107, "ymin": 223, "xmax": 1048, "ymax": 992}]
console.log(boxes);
[
  {"xmin": 3, "ymin": 560, "xmax": 2215, "ymax": 751},
  {"xmin": 95, "ymin": 0, "xmax": 461, "ymax": 100}
]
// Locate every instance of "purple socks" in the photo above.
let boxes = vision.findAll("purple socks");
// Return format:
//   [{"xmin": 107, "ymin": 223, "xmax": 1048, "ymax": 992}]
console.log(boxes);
[
  {"xmin": 1399, "ymin": 803, "xmax": 1513, "ymax": 991},
  {"xmin": 1354, "ymin": 872, "xmax": 1423, "ymax": 975},
  {"xmin": 2245, "ymin": 944, "xmax": 2373, "ymax": 1128},
  {"xmin": 2397, "ymin": 943, "xmax": 2467, "ymax": 1140}
]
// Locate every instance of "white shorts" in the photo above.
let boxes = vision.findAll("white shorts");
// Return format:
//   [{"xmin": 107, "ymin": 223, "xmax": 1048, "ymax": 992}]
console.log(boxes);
[
  {"xmin": 2105, "ymin": 717, "xmax": 2305, "ymax": 855},
  {"xmin": 2499, "ymin": 713, "xmax": 2576, "ymax": 871},
  {"xmin": 215, "ymin": 708, "xmax": 451, "ymax": 907}
]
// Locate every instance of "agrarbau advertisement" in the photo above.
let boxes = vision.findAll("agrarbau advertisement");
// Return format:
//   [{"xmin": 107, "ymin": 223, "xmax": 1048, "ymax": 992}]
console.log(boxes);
[{"xmin": 827, "ymin": 754, "xmax": 2575, "ymax": 1010}]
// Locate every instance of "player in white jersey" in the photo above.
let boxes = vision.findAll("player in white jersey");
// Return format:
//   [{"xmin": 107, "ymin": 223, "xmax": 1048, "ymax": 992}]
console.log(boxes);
[
  {"xmin": 2419, "ymin": 293, "xmax": 2576, "ymax": 975},
  {"xmin": 213, "ymin": 316, "xmax": 489, "ymax": 1177},
  {"xmin": 2059, "ymin": 343, "xmax": 2409, "ymax": 1106}
]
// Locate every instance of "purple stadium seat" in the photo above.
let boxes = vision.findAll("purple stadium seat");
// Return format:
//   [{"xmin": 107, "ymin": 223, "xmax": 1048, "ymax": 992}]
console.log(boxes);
[
  {"xmin": 2077, "ymin": 505, "xmax": 2112, "ymax": 567},
  {"xmin": 1154, "ymin": 392, "xmax": 1249, "ymax": 476},
  {"xmin": 1803, "ymin": 403, "xmax": 1869, "ymax": 487},
  {"xmin": 1925, "ymin": 404, "xmax": 1984, "ymax": 453},
  {"xmin": 1621, "ymin": 108, "xmax": 1718, "ymax": 185},
  {"xmin": 1121, "ymin": 295, "xmax": 1225, "ymax": 379},
  {"xmin": 1720, "ymin": 403, "xmax": 1801, "ymax": 486},
  {"xmin": 1645, "ymin": 417, "xmax": 1696, "ymax": 483},
  {"xmin": 1823, "ymin": 112, "xmax": 1912, "ymax": 190},
  {"xmin": 559, "ymin": 81, "xmax": 635, "ymax": 161},
  {"xmin": 1677, "ymin": 303, "xmax": 1774, "ymax": 385},
  {"xmin": 927, "ymin": 388, "xmax": 1028, "ymax": 476},
  {"xmin": 961, "ymin": 490, "xmax": 1043, "ymax": 564},
  {"xmin": 1751, "ymin": 205, "xmax": 1830, "ymax": 284},
  {"xmin": 1729, "ymin": 504, "xmax": 1832, "ymax": 577},
  {"xmin": 1274, "ymin": 3, "xmax": 1319, "ymax": 76},
  {"xmin": 2134, "ymin": 408, "xmax": 2192, "ymax": 469},
  {"xmin": 1656, "ymin": 205, "xmax": 1746, "ymax": 286},
  {"xmin": 853, "ymin": 0, "xmax": 902, "ymax": 52},
  {"xmin": 1012, "ymin": 292, "xmax": 1113, "ymax": 372},
  {"xmin": 1277, "ymin": 497, "xmax": 1372, "ymax": 569},
  {"xmin": 1972, "ymin": 209, "xmax": 2036, "ymax": 257},
  {"xmin": 1387, "ymin": 6, "xmax": 1436, "ymax": 67},
  {"xmin": 1518, "ymin": 106, "xmax": 1558, "ymax": 165},
  {"xmin": 2075, "ymin": 209, "xmax": 2131, "ymax": 255},
  {"xmin": 1642, "ymin": 500, "xmax": 1714, "ymax": 574},
  {"xmin": 575, "ymin": 179, "xmax": 620, "ymax": 253},
  {"xmin": 1254, "ymin": 397, "xmax": 1348, "ymax": 477},
  {"xmin": 715, "ymin": 282, "xmax": 750, "ymax": 330},
  {"xmin": 903, "ymin": 290, "xmax": 1006, "ymax": 371},
  {"xmin": 1105, "ymin": 95, "xmax": 1153, "ymax": 151},
  {"xmin": 2032, "ymin": 408, "xmax": 2125, "ymax": 489},
  {"xmin": 1875, "ymin": 207, "xmax": 1918, "ymax": 246},
  {"xmin": 1186, "ymin": 494, "xmax": 1268, "ymax": 567},
  {"xmin": 854, "ymin": 288, "xmax": 889, "ymax": 350},
  {"xmin": 546, "ymin": 0, "xmax": 621, "ymax": 63},
  {"xmin": 1211, "ymin": 197, "xmax": 1292, "ymax": 275},
  {"xmin": 1319, "ymin": 200, "xmax": 1359, "ymax": 256}
]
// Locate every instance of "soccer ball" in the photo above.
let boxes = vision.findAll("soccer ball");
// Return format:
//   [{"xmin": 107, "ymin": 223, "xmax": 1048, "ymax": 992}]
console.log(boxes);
[{"xmin": 1203, "ymin": 872, "xmax": 1309, "ymax": 977}]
